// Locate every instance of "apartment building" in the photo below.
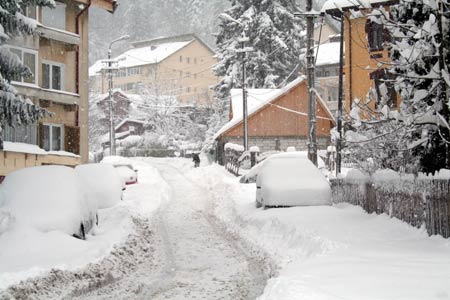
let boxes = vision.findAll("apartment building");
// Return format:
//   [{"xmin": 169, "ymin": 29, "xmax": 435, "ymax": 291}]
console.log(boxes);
[
  {"xmin": 89, "ymin": 34, "xmax": 219, "ymax": 106},
  {"xmin": 1, "ymin": 0, "xmax": 117, "ymax": 177}
]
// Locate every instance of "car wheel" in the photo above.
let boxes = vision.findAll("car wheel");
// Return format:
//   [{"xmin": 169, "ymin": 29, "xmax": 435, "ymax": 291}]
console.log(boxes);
[{"xmin": 73, "ymin": 223, "xmax": 86, "ymax": 240}]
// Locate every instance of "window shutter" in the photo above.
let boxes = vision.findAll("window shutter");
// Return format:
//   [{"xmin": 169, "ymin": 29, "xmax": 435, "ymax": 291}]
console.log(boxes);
[
  {"xmin": 39, "ymin": 123, "xmax": 45, "ymax": 149},
  {"xmin": 64, "ymin": 126, "xmax": 80, "ymax": 155}
]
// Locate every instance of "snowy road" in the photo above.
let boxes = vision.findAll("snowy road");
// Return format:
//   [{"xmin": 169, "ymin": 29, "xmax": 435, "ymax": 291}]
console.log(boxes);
[{"xmin": 1, "ymin": 159, "xmax": 268, "ymax": 300}]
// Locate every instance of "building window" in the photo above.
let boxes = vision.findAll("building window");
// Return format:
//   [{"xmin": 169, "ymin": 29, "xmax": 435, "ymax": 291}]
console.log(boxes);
[
  {"xmin": 42, "ymin": 61, "xmax": 65, "ymax": 90},
  {"xmin": 42, "ymin": 2, "xmax": 66, "ymax": 31},
  {"xmin": 127, "ymin": 67, "xmax": 140, "ymax": 76},
  {"xmin": 187, "ymin": 57, "xmax": 190, "ymax": 64},
  {"xmin": 43, "ymin": 124, "xmax": 64, "ymax": 151},
  {"xmin": 2, "ymin": 124, "xmax": 37, "ymax": 145},
  {"xmin": 21, "ymin": 5, "xmax": 38, "ymax": 20},
  {"xmin": 9, "ymin": 47, "xmax": 38, "ymax": 85},
  {"xmin": 179, "ymin": 56, "xmax": 183, "ymax": 63},
  {"xmin": 116, "ymin": 69, "xmax": 127, "ymax": 78},
  {"xmin": 366, "ymin": 19, "xmax": 385, "ymax": 51}
]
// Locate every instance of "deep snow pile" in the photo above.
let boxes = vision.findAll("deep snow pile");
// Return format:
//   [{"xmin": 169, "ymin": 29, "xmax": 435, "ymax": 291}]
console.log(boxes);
[
  {"xmin": 186, "ymin": 164, "xmax": 450, "ymax": 300},
  {"xmin": 0, "ymin": 158, "xmax": 170, "ymax": 291}
]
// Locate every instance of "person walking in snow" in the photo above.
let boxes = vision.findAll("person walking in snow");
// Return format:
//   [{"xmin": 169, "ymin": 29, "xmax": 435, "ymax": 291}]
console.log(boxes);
[{"xmin": 192, "ymin": 153, "xmax": 200, "ymax": 168}]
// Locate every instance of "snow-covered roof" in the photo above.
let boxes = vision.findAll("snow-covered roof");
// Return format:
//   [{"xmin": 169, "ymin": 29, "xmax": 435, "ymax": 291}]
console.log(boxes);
[
  {"xmin": 89, "ymin": 60, "xmax": 104, "ymax": 77},
  {"xmin": 214, "ymin": 77, "xmax": 307, "ymax": 139},
  {"xmin": 316, "ymin": 42, "xmax": 342, "ymax": 66},
  {"xmin": 114, "ymin": 118, "xmax": 146, "ymax": 131},
  {"xmin": 89, "ymin": 40, "xmax": 194, "ymax": 76},
  {"xmin": 321, "ymin": 0, "xmax": 391, "ymax": 13},
  {"xmin": 115, "ymin": 40, "xmax": 193, "ymax": 69}
]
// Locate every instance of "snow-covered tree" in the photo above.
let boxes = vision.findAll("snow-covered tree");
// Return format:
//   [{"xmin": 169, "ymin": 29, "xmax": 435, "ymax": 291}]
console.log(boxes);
[
  {"xmin": 0, "ymin": 0, "xmax": 53, "ymax": 148},
  {"xmin": 343, "ymin": 0, "xmax": 450, "ymax": 174},
  {"xmin": 386, "ymin": 0, "xmax": 450, "ymax": 173},
  {"xmin": 214, "ymin": 0, "xmax": 305, "ymax": 101}
]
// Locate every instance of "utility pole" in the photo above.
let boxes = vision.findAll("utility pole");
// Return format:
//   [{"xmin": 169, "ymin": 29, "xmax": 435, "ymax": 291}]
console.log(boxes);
[
  {"xmin": 306, "ymin": 0, "xmax": 318, "ymax": 166},
  {"xmin": 237, "ymin": 35, "xmax": 252, "ymax": 151},
  {"xmin": 105, "ymin": 35, "xmax": 130, "ymax": 156},
  {"xmin": 336, "ymin": 13, "xmax": 345, "ymax": 175},
  {"xmin": 107, "ymin": 48, "xmax": 115, "ymax": 156},
  {"xmin": 219, "ymin": 13, "xmax": 254, "ymax": 152}
]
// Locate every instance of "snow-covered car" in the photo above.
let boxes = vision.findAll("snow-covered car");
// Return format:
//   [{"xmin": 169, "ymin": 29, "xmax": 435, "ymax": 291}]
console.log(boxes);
[
  {"xmin": 255, "ymin": 153, "xmax": 332, "ymax": 208},
  {"xmin": 241, "ymin": 151, "xmax": 326, "ymax": 184},
  {"xmin": 75, "ymin": 163, "xmax": 124, "ymax": 209},
  {"xmin": 0, "ymin": 166, "xmax": 96, "ymax": 239},
  {"xmin": 113, "ymin": 164, "xmax": 138, "ymax": 185}
]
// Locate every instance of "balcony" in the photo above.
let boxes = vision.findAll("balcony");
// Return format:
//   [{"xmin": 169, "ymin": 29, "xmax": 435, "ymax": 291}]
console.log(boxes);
[
  {"xmin": 13, "ymin": 82, "xmax": 80, "ymax": 105},
  {"xmin": 36, "ymin": 24, "xmax": 80, "ymax": 46}
]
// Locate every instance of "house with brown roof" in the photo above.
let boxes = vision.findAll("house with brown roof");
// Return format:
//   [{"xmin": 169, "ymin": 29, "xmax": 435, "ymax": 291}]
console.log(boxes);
[
  {"xmin": 1, "ymin": 0, "xmax": 117, "ymax": 177},
  {"xmin": 89, "ymin": 33, "xmax": 219, "ymax": 106},
  {"xmin": 214, "ymin": 77, "xmax": 335, "ymax": 165}
]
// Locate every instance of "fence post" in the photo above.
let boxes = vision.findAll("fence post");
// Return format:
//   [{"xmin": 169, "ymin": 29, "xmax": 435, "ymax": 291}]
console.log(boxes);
[
  {"xmin": 250, "ymin": 147, "xmax": 260, "ymax": 167},
  {"xmin": 366, "ymin": 181, "xmax": 376, "ymax": 214}
]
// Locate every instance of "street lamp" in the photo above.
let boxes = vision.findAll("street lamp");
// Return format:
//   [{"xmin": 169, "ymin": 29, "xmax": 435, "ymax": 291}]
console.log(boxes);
[
  {"xmin": 107, "ymin": 35, "xmax": 130, "ymax": 156},
  {"xmin": 219, "ymin": 13, "xmax": 254, "ymax": 151}
]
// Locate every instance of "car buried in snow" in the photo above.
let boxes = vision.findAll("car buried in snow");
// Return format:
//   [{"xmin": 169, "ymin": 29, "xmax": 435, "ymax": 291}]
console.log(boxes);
[
  {"xmin": 254, "ymin": 152, "xmax": 332, "ymax": 209},
  {"xmin": 0, "ymin": 165, "xmax": 97, "ymax": 239}
]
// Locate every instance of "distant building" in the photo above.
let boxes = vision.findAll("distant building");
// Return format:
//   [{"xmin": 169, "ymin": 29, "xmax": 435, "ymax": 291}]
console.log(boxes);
[
  {"xmin": 315, "ymin": 41, "xmax": 342, "ymax": 116},
  {"xmin": 89, "ymin": 34, "xmax": 219, "ymax": 106},
  {"xmin": 214, "ymin": 77, "xmax": 335, "ymax": 165},
  {"xmin": 1, "ymin": 0, "xmax": 117, "ymax": 177}
]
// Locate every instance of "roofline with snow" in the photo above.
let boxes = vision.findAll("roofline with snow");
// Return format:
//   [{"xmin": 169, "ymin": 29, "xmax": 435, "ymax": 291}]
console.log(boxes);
[{"xmin": 131, "ymin": 33, "xmax": 216, "ymax": 55}]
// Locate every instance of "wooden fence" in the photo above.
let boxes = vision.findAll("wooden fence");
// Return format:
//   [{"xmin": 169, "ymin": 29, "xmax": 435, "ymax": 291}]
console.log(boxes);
[{"xmin": 330, "ymin": 178, "xmax": 450, "ymax": 238}]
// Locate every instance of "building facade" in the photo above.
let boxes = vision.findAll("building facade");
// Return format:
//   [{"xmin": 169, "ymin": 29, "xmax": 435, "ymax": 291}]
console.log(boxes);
[
  {"xmin": 89, "ymin": 34, "xmax": 219, "ymax": 106},
  {"xmin": 215, "ymin": 78, "xmax": 335, "ymax": 164},
  {"xmin": 1, "ymin": 0, "xmax": 116, "ymax": 177},
  {"xmin": 321, "ymin": 0, "xmax": 398, "ymax": 113}
]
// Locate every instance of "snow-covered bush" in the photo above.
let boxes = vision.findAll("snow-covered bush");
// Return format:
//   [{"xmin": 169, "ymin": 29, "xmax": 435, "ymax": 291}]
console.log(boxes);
[
  {"xmin": 0, "ymin": 166, "xmax": 95, "ymax": 237},
  {"xmin": 75, "ymin": 164, "xmax": 123, "ymax": 209}
]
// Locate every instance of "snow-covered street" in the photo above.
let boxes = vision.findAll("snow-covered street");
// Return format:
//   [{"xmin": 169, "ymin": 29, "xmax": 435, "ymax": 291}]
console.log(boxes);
[
  {"xmin": 1, "ymin": 157, "xmax": 450, "ymax": 300},
  {"xmin": 0, "ymin": 158, "xmax": 270, "ymax": 300}
]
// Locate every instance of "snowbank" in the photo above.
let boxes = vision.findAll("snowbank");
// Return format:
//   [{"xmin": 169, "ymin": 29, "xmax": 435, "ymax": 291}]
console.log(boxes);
[
  {"xmin": 0, "ymin": 158, "xmax": 170, "ymax": 290},
  {"xmin": 186, "ymin": 165, "xmax": 450, "ymax": 300}
]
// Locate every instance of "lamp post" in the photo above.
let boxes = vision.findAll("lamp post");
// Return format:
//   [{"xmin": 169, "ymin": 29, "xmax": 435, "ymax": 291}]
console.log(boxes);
[
  {"xmin": 219, "ymin": 13, "xmax": 254, "ymax": 151},
  {"xmin": 107, "ymin": 35, "xmax": 129, "ymax": 156}
]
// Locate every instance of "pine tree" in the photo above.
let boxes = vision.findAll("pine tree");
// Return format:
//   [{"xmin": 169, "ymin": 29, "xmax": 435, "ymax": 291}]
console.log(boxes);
[
  {"xmin": 213, "ymin": 0, "xmax": 305, "ymax": 101},
  {"xmin": 0, "ymin": 0, "xmax": 53, "ymax": 148}
]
